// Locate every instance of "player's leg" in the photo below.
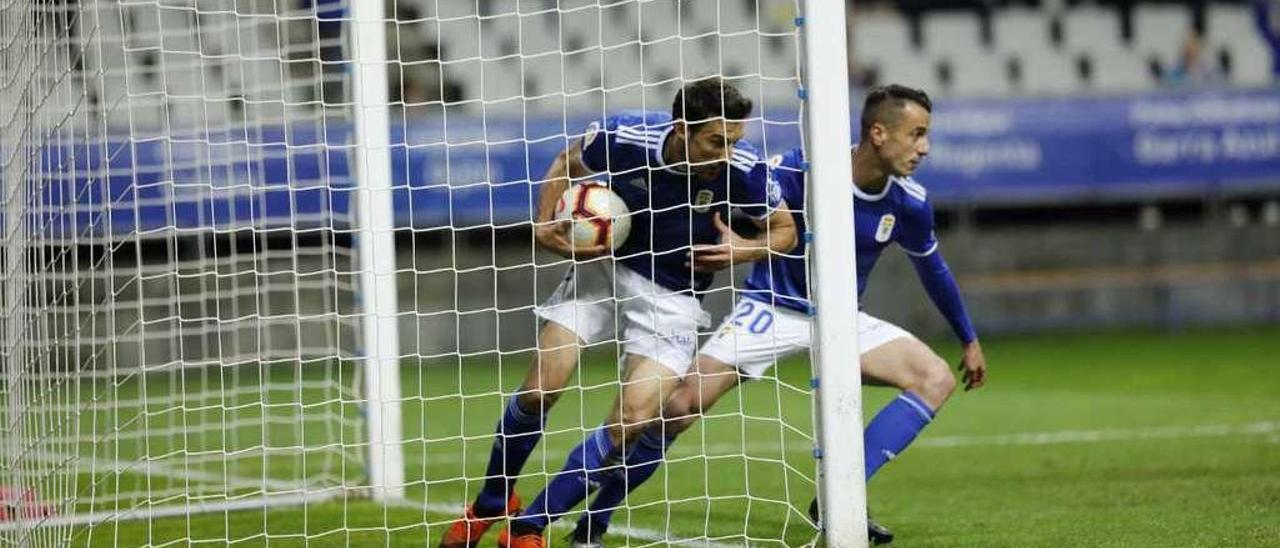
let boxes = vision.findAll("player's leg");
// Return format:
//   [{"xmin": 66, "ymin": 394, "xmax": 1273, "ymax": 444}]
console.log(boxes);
[
  {"xmin": 503, "ymin": 270, "xmax": 704, "ymax": 544},
  {"xmin": 441, "ymin": 265, "xmax": 613, "ymax": 548},
  {"xmin": 573, "ymin": 299, "xmax": 810, "ymax": 540},
  {"xmin": 572, "ymin": 354, "xmax": 742, "ymax": 541},
  {"xmin": 505, "ymin": 354, "xmax": 681, "ymax": 540},
  {"xmin": 857, "ymin": 314, "xmax": 956, "ymax": 481},
  {"xmin": 471, "ymin": 320, "xmax": 584, "ymax": 516},
  {"xmin": 808, "ymin": 314, "xmax": 953, "ymax": 546}
]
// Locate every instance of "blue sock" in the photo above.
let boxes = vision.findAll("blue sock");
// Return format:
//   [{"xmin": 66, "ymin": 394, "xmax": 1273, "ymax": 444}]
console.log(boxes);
[
  {"xmin": 864, "ymin": 391, "xmax": 934, "ymax": 480},
  {"xmin": 474, "ymin": 396, "xmax": 546, "ymax": 517},
  {"xmin": 576, "ymin": 429, "xmax": 675, "ymax": 535},
  {"xmin": 515, "ymin": 425, "xmax": 619, "ymax": 531}
]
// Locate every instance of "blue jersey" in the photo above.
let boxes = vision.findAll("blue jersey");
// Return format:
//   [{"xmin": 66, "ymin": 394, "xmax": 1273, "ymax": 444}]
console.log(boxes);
[
  {"xmin": 578, "ymin": 112, "xmax": 780, "ymax": 294},
  {"xmin": 742, "ymin": 147, "xmax": 939, "ymax": 314}
]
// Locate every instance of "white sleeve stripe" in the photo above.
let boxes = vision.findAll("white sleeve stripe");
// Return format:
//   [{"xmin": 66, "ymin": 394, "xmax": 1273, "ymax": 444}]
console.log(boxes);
[
  {"xmin": 616, "ymin": 137, "xmax": 655, "ymax": 148},
  {"xmin": 903, "ymin": 241, "xmax": 939, "ymax": 257},
  {"xmin": 616, "ymin": 129, "xmax": 658, "ymax": 145},
  {"xmin": 617, "ymin": 125, "xmax": 658, "ymax": 138},
  {"xmin": 617, "ymin": 125, "xmax": 656, "ymax": 137}
]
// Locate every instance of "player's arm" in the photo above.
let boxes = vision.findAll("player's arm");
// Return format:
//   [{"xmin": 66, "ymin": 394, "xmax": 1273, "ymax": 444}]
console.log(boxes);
[
  {"xmin": 691, "ymin": 157, "xmax": 798, "ymax": 272},
  {"xmin": 902, "ymin": 202, "xmax": 987, "ymax": 390},
  {"xmin": 691, "ymin": 204, "xmax": 796, "ymax": 273},
  {"xmin": 534, "ymin": 133, "xmax": 608, "ymax": 260}
]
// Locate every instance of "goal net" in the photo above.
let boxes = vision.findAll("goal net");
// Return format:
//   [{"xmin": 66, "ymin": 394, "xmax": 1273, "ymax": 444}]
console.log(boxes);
[{"xmin": 0, "ymin": 0, "xmax": 828, "ymax": 545}]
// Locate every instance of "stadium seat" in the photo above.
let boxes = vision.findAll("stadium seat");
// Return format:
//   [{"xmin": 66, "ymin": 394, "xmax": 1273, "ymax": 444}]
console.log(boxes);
[
  {"xmin": 519, "ymin": 11, "xmax": 561, "ymax": 58},
  {"xmin": 1205, "ymin": 4, "xmax": 1274, "ymax": 87},
  {"xmin": 603, "ymin": 43, "xmax": 643, "ymax": 91},
  {"xmin": 1087, "ymin": 51, "xmax": 1155, "ymax": 93},
  {"xmin": 759, "ymin": 38, "xmax": 798, "ymax": 81},
  {"xmin": 1061, "ymin": 6, "xmax": 1126, "ymax": 55},
  {"xmin": 853, "ymin": 11, "xmax": 914, "ymax": 69},
  {"xmin": 921, "ymin": 11, "xmax": 985, "ymax": 56},
  {"xmin": 481, "ymin": 58, "xmax": 526, "ymax": 105},
  {"xmin": 946, "ymin": 53, "xmax": 1014, "ymax": 96},
  {"xmin": 875, "ymin": 52, "xmax": 939, "ymax": 94},
  {"xmin": 716, "ymin": 0, "xmax": 757, "ymax": 35},
  {"xmin": 599, "ymin": 2, "xmax": 641, "ymax": 48},
  {"xmin": 1222, "ymin": 39, "xmax": 1273, "ymax": 87},
  {"xmin": 992, "ymin": 8, "xmax": 1052, "ymax": 55},
  {"xmin": 718, "ymin": 32, "xmax": 763, "ymax": 78},
  {"xmin": 1205, "ymin": 3, "xmax": 1254, "ymax": 44},
  {"xmin": 1018, "ymin": 51, "xmax": 1082, "ymax": 95},
  {"xmin": 479, "ymin": 13, "xmax": 521, "ymax": 59},
  {"xmin": 438, "ymin": 14, "xmax": 481, "ymax": 61},
  {"xmin": 640, "ymin": 0, "xmax": 680, "ymax": 42},
  {"xmin": 1132, "ymin": 4, "xmax": 1193, "ymax": 69}
]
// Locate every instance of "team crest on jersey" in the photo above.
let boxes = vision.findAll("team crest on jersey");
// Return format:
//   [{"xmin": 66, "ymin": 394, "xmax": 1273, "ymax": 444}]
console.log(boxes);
[
  {"xmin": 628, "ymin": 177, "xmax": 648, "ymax": 190},
  {"xmin": 692, "ymin": 189, "xmax": 715, "ymax": 213},
  {"xmin": 766, "ymin": 177, "xmax": 782, "ymax": 206},
  {"xmin": 875, "ymin": 214, "xmax": 896, "ymax": 243},
  {"xmin": 582, "ymin": 121, "xmax": 600, "ymax": 148}
]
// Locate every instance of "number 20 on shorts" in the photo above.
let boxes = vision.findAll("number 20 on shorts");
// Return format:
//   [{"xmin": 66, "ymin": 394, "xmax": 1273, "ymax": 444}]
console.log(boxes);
[{"xmin": 730, "ymin": 301, "xmax": 774, "ymax": 334}]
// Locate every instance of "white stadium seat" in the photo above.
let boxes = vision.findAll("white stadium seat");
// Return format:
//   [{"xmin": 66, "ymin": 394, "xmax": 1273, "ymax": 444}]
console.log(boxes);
[
  {"xmin": 1132, "ymin": 4, "xmax": 1193, "ymax": 69},
  {"xmin": 1018, "ymin": 51, "xmax": 1083, "ymax": 95},
  {"xmin": 876, "ymin": 52, "xmax": 939, "ymax": 93},
  {"xmin": 921, "ymin": 11, "xmax": 985, "ymax": 56},
  {"xmin": 948, "ymin": 54, "xmax": 1014, "ymax": 97},
  {"xmin": 1062, "ymin": 6, "xmax": 1126, "ymax": 55},
  {"xmin": 1088, "ymin": 51, "xmax": 1156, "ymax": 93},
  {"xmin": 993, "ymin": 8, "xmax": 1051, "ymax": 55},
  {"xmin": 853, "ymin": 11, "xmax": 913, "ymax": 68},
  {"xmin": 1205, "ymin": 4, "xmax": 1274, "ymax": 87}
]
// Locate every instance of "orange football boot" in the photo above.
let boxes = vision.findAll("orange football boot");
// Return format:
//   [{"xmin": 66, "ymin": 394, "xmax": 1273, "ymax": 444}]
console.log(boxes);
[
  {"xmin": 497, "ymin": 525, "xmax": 545, "ymax": 548},
  {"xmin": 437, "ymin": 493, "xmax": 522, "ymax": 548}
]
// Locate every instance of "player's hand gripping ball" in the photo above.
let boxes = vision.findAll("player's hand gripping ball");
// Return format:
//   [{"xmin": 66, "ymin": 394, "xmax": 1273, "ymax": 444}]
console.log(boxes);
[{"xmin": 555, "ymin": 182, "xmax": 631, "ymax": 251}]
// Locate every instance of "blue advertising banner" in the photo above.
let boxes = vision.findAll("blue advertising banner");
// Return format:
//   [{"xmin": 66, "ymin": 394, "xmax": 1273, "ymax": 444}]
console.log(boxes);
[{"xmin": 30, "ymin": 89, "xmax": 1280, "ymax": 238}]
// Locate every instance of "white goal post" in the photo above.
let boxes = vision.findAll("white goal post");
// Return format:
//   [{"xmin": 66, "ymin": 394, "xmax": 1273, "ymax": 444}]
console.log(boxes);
[
  {"xmin": 800, "ymin": 0, "xmax": 868, "ymax": 546},
  {"xmin": 0, "ymin": 0, "xmax": 865, "ymax": 545}
]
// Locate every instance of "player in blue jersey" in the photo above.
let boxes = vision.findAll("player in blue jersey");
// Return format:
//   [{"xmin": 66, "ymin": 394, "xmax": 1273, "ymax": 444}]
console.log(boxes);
[
  {"xmin": 438, "ymin": 78, "xmax": 797, "ymax": 548},
  {"xmin": 564, "ymin": 85, "xmax": 989, "ymax": 546}
]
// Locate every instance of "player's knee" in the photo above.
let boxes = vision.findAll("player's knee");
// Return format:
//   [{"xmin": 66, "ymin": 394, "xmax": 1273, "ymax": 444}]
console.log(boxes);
[
  {"xmin": 661, "ymin": 401, "xmax": 700, "ymax": 436},
  {"xmin": 915, "ymin": 354, "xmax": 956, "ymax": 409},
  {"xmin": 515, "ymin": 390, "xmax": 559, "ymax": 416},
  {"xmin": 619, "ymin": 404, "xmax": 658, "ymax": 431}
]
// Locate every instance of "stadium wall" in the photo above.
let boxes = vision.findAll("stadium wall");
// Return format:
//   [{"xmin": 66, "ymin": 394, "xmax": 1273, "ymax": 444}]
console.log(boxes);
[{"xmin": 36, "ymin": 89, "xmax": 1280, "ymax": 367}]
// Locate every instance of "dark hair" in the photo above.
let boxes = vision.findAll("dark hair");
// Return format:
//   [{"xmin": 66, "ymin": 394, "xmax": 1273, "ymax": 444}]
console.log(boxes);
[
  {"xmin": 671, "ymin": 77, "xmax": 754, "ymax": 129},
  {"xmin": 860, "ymin": 84, "xmax": 932, "ymax": 138}
]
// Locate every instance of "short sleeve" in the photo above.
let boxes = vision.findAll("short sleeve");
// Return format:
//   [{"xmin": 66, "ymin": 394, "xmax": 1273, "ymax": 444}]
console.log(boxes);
[
  {"xmin": 577, "ymin": 117, "xmax": 615, "ymax": 173},
  {"xmin": 898, "ymin": 199, "xmax": 939, "ymax": 257},
  {"xmin": 729, "ymin": 146, "xmax": 783, "ymax": 220}
]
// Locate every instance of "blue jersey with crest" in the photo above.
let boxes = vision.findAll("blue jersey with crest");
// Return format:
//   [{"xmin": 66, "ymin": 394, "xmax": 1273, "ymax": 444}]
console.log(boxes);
[
  {"xmin": 578, "ymin": 112, "xmax": 780, "ymax": 294},
  {"xmin": 742, "ymin": 147, "xmax": 938, "ymax": 314}
]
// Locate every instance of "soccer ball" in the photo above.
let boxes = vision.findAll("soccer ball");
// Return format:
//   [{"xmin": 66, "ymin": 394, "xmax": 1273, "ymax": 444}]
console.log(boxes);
[{"xmin": 554, "ymin": 182, "xmax": 631, "ymax": 250}]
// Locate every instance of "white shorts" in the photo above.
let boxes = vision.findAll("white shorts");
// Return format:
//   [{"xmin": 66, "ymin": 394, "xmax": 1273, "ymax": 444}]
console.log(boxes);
[
  {"xmin": 535, "ymin": 261, "xmax": 711, "ymax": 375},
  {"xmin": 699, "ymin": 298, "xmax": 913, "ymax": 379}
]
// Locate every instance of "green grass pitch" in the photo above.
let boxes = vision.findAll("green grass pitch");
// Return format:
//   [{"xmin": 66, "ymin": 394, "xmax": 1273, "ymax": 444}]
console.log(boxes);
[{"xmin": 63, "ymin": 327, "xmax": 1280, "ymax": 547}]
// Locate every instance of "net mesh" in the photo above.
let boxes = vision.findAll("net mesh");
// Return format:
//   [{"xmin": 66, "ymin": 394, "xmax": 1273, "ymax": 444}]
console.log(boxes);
[{"xmin": 0, "ymin": 0, "xmax": 820, "ymax": 545}]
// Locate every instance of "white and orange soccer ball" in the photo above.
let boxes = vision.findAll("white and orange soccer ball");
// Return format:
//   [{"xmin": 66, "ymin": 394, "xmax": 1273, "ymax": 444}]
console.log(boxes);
[{"xmin": 554, "ymin": 182, "xmax": 631, "ymax": 250}]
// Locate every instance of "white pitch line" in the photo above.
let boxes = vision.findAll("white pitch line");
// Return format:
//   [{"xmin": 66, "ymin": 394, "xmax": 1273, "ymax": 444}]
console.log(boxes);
[
  {"xmin": 917, "ymin": 421, "xmax": 1280, "ymax": 448},
  {"xmin": 18, "ymin": 454, "xmax": 744, "ymax": 547},
  {"xmin": 17, "ymin": 421, "xmax": 1272, "ymax": 543},
  {"xmin": 418, "ymin": 421, "xmax": 1280, "ymax": 463}
]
